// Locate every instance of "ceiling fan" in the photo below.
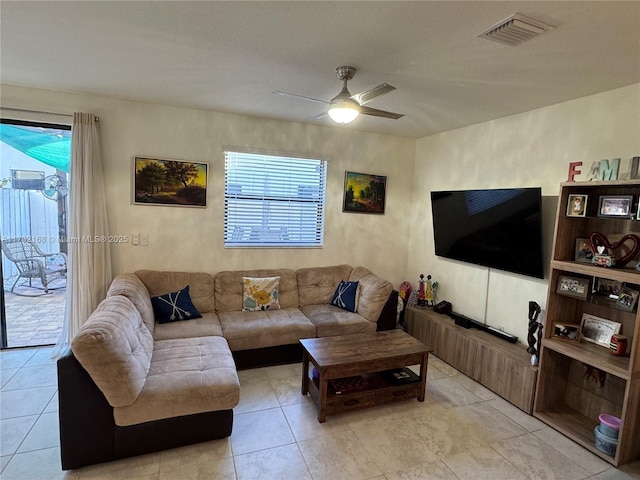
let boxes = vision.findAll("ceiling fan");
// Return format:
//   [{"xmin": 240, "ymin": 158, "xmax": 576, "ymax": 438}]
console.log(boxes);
[{"xmin": 274, "ymin": 66, "xmax": 404, "ymax": 125}]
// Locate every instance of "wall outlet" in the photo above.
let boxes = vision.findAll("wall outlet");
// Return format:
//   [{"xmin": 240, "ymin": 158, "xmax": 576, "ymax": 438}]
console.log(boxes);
[
  {"xmin": 140, "ymin": 234, "xmax": 148, "ymax": 246},
  {"xmin": 497, "ymin": 325, "xmax": 505, "ymax": 332},
  {"xmin": 132, "ymin": 233, "xmax": 139, "ymax": 245}
]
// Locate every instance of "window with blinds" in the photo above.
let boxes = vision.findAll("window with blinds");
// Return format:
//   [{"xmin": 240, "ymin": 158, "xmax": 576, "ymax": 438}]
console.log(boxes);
[{"xmin": 224, "ymin": 150, "xmax": 327, "ymax": 247}]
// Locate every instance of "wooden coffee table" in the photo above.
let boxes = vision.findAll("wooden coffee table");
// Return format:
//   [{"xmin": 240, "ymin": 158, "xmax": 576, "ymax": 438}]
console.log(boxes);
[{"xmin": 300, "ymin": 330, "xmax": 432, "ymax": 422}]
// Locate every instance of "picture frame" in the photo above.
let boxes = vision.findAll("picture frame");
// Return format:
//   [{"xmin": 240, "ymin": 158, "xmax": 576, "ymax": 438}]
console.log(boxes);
[
  {"xmin": 597, "ymin": 195, "xmax": 633, "ymax": 218},
  {"xmin": 556, "ymin": 274, "xmax": 590, "ymax": 300},
  {"xmin": 551, "ymin": 322, "xmax": 579, "ymax": 341},
  {"xmin": 343, "ymin": 171, "xmax": 387, "ymax": 214},
  {"xmin": 594, "ymin": 278, "xmax": 623, "ymax": 298},
  {"xmin": 133, "ymin": 157, "xmax": 208, "ymax": 207},
  {"xmin": 580, "ymin": 313, "xmax": 621, "ymax": 347},
  {"xmin": 566, "ymin": 194, "xmax": 587, "ymax": 217},
  {"xmin": 574, "ymin": 238, "xmax": 594, "ymax": 263},
  {"xmin": 617, "ymin": 286, "xmax": 640, "ymax": 312}
]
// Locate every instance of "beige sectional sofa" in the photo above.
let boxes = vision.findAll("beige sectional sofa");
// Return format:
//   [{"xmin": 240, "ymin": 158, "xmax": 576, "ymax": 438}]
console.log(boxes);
[{"xmin": 57, "ymin": 264, "xmax": 396, "ymax": 469}]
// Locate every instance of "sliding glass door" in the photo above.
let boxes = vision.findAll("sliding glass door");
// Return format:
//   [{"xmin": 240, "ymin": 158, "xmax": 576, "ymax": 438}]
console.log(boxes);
[{"xmin": 0, "ymin": 119, "xmax": 70, "ymax": 348}]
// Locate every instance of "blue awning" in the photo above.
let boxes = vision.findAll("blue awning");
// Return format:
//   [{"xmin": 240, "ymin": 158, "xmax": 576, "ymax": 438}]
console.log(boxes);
[{"xmin": 0, "ymin": 123, "xmax": 71, "ymax": 173}]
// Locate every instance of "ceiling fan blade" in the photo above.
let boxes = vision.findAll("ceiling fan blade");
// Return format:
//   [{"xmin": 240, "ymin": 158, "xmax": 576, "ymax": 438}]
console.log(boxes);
[
  {"xmin": 360, "ymin": 106, "xmax": 404, "ymax": 120},
  {"xmin": 351, "ymin": 83, "xmax": 396, "ymax": 106},
  {"xmin": 273, "ymin": 91, "xmax": 329, "ymax": 105},
  {"xmin": 312, "ymin": 111, "xmax": 329, "ymax": 120}
]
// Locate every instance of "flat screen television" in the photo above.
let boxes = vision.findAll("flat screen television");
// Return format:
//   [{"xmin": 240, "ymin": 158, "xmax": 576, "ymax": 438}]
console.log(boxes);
[{"xmin": 431, "ymin": 188, "xmax": 544, "ymax": 279}]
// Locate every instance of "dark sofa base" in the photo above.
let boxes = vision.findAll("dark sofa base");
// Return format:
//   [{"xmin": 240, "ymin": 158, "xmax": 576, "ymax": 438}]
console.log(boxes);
[
  {"xmin": 233, "ymin": 343, "xmax": 303, "ymax": 370},
  {"xmin": 57, "ymin": 348, "xmax": 233, "ymax": 470}
]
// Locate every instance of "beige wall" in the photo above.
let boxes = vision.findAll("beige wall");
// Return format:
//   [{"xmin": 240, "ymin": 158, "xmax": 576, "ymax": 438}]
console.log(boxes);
[
  {"xmin": 3, "ymin": 83, "xmax": 639, "ymax": 341},
  {"xmin": 410, "ymin": 83, "xmax": 640, "ymax": 341},
  {"xmin": 1, "ymin": 84, "xmax": 416, "ymax": 287}
]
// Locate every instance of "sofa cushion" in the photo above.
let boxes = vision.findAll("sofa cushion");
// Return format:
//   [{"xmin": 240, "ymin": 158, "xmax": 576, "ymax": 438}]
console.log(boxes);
[
  {"xmin": 242, "ymin": 276, "xmax": 280, "ymax": 311},
  {"xmin": 215, "ymin": 269, "xmax": 298, "ymax": 312},
  {"xmin": 218, "ymin": 308, "xmax": 315, "ymax": 351},
  {"xmin": 330, "ymin": 280, "xmax": 359, "ymax": 312},
  {"xmin": 135, "ymin": 270, "xmax": 215, "ymax": 314},
  {"xmin": 153, "ymin": 312, "xmax": 223, "ymax": 340},
  {"xmin": 349, "ymin": 267, "xmax": 394, "ymax": 323},
  {"xmin": 113, "ymin": 336, "xmax": 240, "ymax": 426},
  {"xmin": 300, "ymin": 304, "xmax": 376, "ymax": 337},
  {"xmin": 151, "ymin": 285, "xmax": 202, "ymax": 323},
  {"xmin": 107, "ymin": 273, "xmax": 155, "ymax": 334},
  {"xmin": 296, "ymin": 264, "xmax": 353, "ymax": 306},
  {"xmin": 71, "ymin": 295, "xmax": 153, "ymax": 407}
]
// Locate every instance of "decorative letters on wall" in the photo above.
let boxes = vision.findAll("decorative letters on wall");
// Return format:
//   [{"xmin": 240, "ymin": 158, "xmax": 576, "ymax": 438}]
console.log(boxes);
[{"xmin": 568, "ymin": 156, "xmax": 640, "ymax": 182}]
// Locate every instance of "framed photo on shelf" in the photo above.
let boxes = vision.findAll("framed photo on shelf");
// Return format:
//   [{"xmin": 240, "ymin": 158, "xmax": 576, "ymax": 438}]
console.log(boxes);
[
  {"xmin": 566, "ymin": 194, "xmax": 587, "ymax": 217},
  {"xmin": 556, "ymin": 275, "xmax": 590, "ymax": 300},
  {"xmin": 551, "ymin": 323, "xmax": 579, "ymax": 341},
  {"xmin": 597, "ymin": 195, "xmax": 633, "ymax": 218},
  {"xmin": 574, "ymin": 238, "xmax": 594, "ymax": 263},
  {"xmin": 617, "ymin": 286, "xmax": 640, "ymax": 312},
  {"xmin": 594, "ymin": 278, "xmax": 622, "ymax": 298},
  {"xmin": 580, "ymin": 313, "xmax": 621, "ymax": 347}
]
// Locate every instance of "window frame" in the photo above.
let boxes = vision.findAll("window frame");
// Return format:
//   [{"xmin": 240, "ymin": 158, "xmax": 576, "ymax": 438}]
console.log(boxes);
[{"xmin": 223, "ymin": 148, "xmax": 327, "ymax": 248}]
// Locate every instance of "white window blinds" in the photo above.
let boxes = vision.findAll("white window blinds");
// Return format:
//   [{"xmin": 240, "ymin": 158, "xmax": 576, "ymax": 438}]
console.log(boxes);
[{"xmin": 224, "ymin": 150, "xmax": 327, "ymax": 247}]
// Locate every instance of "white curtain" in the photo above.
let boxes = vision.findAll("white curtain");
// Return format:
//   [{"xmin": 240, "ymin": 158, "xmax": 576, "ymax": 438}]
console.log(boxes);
[{"xmin": 53, "ymin": 113, "xmax": 111, "ymax": 357}]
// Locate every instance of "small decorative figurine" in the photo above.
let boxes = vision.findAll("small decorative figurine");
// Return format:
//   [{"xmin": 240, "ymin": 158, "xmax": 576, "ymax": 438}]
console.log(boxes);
[
  {"xmin": 424, "ymin": 274, "xmax": 438, "ymax": 307},
  {"xmin": 417, "ymin": 274, "xmax": 426, "ymax": 307}
]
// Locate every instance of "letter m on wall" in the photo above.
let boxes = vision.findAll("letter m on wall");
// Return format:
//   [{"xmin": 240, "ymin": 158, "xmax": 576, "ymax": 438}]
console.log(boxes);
[{"xmin": 598, "ymin": 158, "xmax": 620, "ymax": 181}]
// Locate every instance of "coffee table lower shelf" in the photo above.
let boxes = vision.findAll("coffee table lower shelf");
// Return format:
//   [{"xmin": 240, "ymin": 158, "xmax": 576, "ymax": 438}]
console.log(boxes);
[{"xmin": 306, "ymin": 371, "xmax": 422, "ymax": 417}]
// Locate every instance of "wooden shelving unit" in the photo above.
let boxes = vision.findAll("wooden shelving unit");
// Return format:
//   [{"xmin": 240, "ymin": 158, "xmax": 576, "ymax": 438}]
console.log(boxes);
[{"xmin": 533, "ymin": 180, "xmax": 640, "ymax": 467}]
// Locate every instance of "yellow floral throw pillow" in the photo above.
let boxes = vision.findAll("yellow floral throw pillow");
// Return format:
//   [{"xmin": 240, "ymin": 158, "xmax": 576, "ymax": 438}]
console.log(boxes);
[{"xmin": 242, "ymin": 276, "xmax": 280, "ymax": 311}]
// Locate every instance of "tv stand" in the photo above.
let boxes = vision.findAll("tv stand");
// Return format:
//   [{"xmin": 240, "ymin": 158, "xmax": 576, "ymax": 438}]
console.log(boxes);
[{"xmin": 406, "ymin": 306, "xmax": 537, "ymax": 413}]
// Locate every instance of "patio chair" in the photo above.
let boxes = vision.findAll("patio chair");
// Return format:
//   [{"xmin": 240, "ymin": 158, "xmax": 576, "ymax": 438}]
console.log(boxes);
[{"xmin": 1, "ymin": 237, "xmax": 67, "ymax": 294}]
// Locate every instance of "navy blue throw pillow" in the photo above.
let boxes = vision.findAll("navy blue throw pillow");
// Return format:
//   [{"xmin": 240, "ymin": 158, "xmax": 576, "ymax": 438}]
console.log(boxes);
[
  {"xmin": 151, "ymin": 285, "xmax": 202, "ymax": 324},
  {"xmin": 330, "ymin": 280, "xmax": 359, "ymax": 313}
]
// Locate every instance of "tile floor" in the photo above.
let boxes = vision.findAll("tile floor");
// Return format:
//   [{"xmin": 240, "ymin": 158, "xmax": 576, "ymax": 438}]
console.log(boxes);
[
  {"xmin": 3, "ymin": 285, "xmax": 65, "ymax": 347},
  {"xmin": 1, "ymin": 346, "xmax": 640, "ymax": 480}
]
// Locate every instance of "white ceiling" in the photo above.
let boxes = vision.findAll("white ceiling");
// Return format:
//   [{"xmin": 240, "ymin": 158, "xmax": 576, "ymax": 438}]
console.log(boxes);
[{"xmin": 1, "ymin": 1, "xmax": 639, "ymax": 138}]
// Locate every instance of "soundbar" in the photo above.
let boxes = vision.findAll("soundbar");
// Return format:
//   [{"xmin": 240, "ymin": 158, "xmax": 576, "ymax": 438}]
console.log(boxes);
[
  {"xmin": 485, "ymin": 325, "xmax": 518, "ymax": 343},
  {"xmin": 448, "ymin": 312, "xmax": 518, "ymax": 343}
]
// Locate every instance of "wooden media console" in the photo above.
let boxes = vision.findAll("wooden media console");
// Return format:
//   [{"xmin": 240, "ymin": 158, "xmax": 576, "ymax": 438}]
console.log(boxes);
[{"xmin": 405, "ymin": 306, "xmax": 537, "ymax": 413}]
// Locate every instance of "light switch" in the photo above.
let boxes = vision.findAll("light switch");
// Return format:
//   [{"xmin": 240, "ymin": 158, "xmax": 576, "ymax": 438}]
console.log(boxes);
[{"xmin": 132, "ymin": 233, "xmax": 139, "ymax": 245}]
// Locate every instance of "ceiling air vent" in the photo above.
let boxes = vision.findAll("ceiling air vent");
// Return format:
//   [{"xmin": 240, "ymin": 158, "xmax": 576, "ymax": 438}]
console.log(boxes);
[{"xmin": 477, "ymin": 13, "xmax": 554, "ymax": 46}]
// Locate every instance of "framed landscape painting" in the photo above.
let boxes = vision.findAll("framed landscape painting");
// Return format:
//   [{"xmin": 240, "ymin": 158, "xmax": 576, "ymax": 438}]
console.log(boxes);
[
  {"xmin": 343, "ymin": 171, "xmax": 387, "ymax": 214},
  {"xmin": 134, "ymin": 157, "xmax": 208, "ymax": 207}
]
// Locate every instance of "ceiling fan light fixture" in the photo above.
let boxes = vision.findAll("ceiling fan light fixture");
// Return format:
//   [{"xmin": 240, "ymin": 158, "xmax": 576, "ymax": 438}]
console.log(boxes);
[{"xmin": 328, "ymin": 99, "xmax": 360, "ymax": 124}]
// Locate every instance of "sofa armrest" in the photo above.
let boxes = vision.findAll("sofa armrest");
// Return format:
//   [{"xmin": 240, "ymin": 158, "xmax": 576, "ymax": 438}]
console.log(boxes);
[
  {"xmin": 57, "ymin": 347, "xmax": 115, "ymax": 470},
  {"xmin": 376, "ymin": 290, "xmax": 399, "ymax": 331},
  {"xmin": 351, "ymin": 269, "xmax": 393, "ymax": 323}
]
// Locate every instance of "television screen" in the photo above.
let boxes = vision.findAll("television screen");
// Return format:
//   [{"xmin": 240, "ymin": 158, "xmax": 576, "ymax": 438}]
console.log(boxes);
[{"xmin": 431, "ymin": 188, "xmax": 544, "ymax": 279}]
